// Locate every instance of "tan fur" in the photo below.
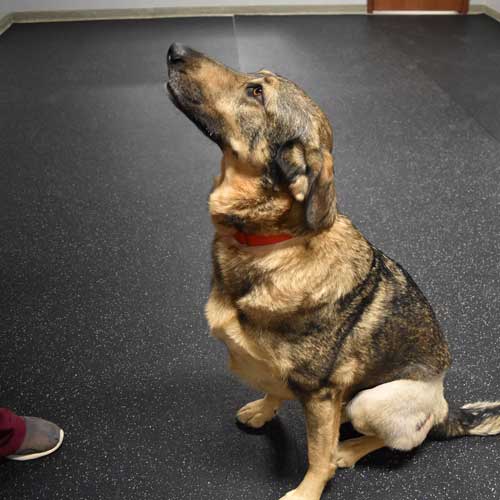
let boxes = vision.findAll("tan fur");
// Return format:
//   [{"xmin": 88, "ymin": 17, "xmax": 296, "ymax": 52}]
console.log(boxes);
[
  {"xmin": 206, "ymin": 287, "xmax": 295, "ymax": 400},
  {"xmin": 280, "ymin": 390, "xmax": 342, "ymax": 500},
  {"xmin": 167, "ymin": 46, "xmax": 457, "ymax": 500},
  {"xmin": 332, "ymin": 359, "xmax": 362, "ymax": 388},
  {"xmin": 345, "ymin": 378, "xmax": 448, "ymax": 451},
  {"xmin": 209, "ymin": 151, "xmax": 292, "ymax": 233},
  {"xmin": 331, "ymin": 281, "xmax": 392, "ymax": 387},
  {"xmin": 462, "ymin": 401, "xmax": 500, "ymax": 410},
  {"xmin": 214, "ymin": 219, "xmax": 372, "ymax": 320},
  {"xmin": 468, "ymin": 417, "xmax": 500, "ymax": 436},
  {"xmin": 461, "ymin": 401, "xmax": 500, "ymax": 435},
  {"xmin": 236, "ymin": 395, "xmax": 283, "ymax": 429},
  {"xmin": 336, "ymin": 436, "xmax": 386, "ymax": 468}
]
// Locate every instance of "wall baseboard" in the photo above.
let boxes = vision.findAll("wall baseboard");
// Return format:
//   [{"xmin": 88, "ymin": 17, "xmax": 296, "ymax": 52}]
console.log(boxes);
[
  {"xmin": 10, "ymin": 5, "xmax": 367, "ymax": 25},
  {"xmin": 0, "ymin": 13, "xmax": 13, "ymax": 36},
  {"xmin": 470, "ymin": 4, "xmax": 500, "ymax": 20},
  {"xmin": 481, "ymin": 4, "xmax": 500, "ymax": 20},
  {"xmin": 0, "ymin": 3, "xmax": 498, "ymax": 36}
]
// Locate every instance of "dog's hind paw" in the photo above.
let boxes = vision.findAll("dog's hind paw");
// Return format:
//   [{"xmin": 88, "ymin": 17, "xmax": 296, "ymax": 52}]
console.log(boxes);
[
  {"xmin": 236, "ymin": 398, "xmax": 279, "ymax": 429},
  {"xmin": 279, "ymin": 488, "xmax": 319, "ymax": 500},
  {"xmin": 335, "ymin": 453, "xmax": 357, "ymax": 469},
  {"xmin": 335, "ymin": 436, "xmax": 385, "ymax": 468}
]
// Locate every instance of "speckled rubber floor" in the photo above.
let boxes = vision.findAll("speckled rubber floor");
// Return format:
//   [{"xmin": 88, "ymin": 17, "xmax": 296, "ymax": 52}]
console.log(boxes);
[{"xmin": 1, "ymin": 14, "xmax": 499, "ymax": 500}]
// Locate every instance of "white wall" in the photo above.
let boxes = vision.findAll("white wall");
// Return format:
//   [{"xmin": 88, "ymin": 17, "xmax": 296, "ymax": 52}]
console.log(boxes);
[
  {"xmin": 472, "ymin": 0, "xmax": 499, "ymax": 5},
  {"xmin": 4, "ymin": 0, "xmax": 364, "ymax": 12},
  {"xmin": 486, "ymin": 0, "xmax": 500, "ymax": 9},
  {"xmin": 0, "ymin": 0, "xmax": 10, "ymax": 19}
]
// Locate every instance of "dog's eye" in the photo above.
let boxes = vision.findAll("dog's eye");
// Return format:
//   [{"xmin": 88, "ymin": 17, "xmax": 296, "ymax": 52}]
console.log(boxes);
[
  {"xmin": 252, "ymin": 86, "xmax": 263, "ymax": 98},
  {"xmin": 247, "ymin": 85, "xmax": 264, "ymax": 104}
]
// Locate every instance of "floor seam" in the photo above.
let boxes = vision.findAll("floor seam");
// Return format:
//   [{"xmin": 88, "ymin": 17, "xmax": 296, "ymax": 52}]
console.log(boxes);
[
  {"xmin": 232, "ymin": 15, "xmax": 243, "ymax": 72},
  {"xmin": 410, "ymin": 69, "xmax": 500, "ymax": 147}
]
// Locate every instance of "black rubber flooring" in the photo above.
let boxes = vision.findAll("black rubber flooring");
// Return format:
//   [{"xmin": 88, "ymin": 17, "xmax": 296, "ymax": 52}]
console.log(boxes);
[{"xmin": 1, "ymin": 14, "xmax": 499, "ymax": 500}]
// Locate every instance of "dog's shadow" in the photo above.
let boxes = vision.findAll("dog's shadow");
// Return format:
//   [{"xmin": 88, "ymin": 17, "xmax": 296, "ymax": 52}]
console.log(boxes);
[
  {"xmin": 340, "ymin": 422, "xmax": 426, "ymax": 472},
  {"xmin": 237, "ymin": 419, "xmax": 424, "ymax": 480},
  {"xmin": 340, "ymin": 422, "xmax": 424, "ymax": 471},
  {"xmin": 237, "ymin": 417, "xmax": 303, "ymax": 478}
]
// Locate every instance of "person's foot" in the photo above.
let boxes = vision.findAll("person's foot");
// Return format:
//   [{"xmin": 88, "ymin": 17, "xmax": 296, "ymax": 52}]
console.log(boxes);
[{"xmin": 6, "ymin": 416, "xmax": 64, "ymax": 461}]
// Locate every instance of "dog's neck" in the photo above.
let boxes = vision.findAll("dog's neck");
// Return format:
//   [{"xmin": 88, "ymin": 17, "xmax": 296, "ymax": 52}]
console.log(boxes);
[{"xmin": 208, "ymin": 151, "xmax": 306, "ymax": 240}]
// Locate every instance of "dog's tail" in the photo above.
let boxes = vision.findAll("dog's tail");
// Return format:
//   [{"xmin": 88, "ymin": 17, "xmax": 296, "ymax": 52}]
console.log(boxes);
[{"xmin": 430, "ymin": 401, "xmax": 500, "ymax": 440}]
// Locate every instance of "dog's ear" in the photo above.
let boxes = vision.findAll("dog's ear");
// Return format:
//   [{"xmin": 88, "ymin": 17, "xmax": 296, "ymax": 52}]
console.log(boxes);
[
  {"xmin": 276, "ymin": 141, "xmax": 337, "ymax": 231},
  {"xmin": 275, "ymin": 141, "xmax": 310, "ymax": 202},
  {"xmin": 304, "ymin": 147, "xmax": 337, "ymax": 231}
]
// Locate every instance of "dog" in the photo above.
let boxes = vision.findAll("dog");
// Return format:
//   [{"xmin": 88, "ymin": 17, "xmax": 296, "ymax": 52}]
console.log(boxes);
[{"xmin": 166, "ymin": 43, "xmax": 500, "ymax": 500}]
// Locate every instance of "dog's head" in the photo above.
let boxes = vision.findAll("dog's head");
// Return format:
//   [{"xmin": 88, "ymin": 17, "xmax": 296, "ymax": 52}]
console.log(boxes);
[{"xmin": 166, "ymin": 43, "xmax": 336, "ymax": 234}]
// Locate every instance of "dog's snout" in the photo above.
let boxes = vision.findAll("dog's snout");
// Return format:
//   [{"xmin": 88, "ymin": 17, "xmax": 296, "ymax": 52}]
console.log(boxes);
[{"xmin": 167, "ymin": 43, "xmax": 193, "ymax": 65}]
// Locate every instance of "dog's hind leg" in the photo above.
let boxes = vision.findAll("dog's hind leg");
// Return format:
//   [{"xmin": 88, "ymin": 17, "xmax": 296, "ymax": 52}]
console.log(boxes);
[
  {"xmin": 339, "ymin": 377, "xmax": 448, "ymax": 467},
  {"xmin": 236, "ymin": 394, "xmax": 283, "ymax": 429},
  {"xmin": 336, "ymin": 436, "xmax": 385, "ymax": 468}
]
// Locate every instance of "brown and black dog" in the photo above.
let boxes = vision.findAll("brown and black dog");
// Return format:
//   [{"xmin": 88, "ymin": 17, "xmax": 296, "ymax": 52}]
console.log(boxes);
[{"xmin": 166, "ymin": 43, "xmax": 500, "ymax": 500}]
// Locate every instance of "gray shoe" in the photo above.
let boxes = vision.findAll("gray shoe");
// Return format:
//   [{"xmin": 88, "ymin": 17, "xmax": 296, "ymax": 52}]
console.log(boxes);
[{"xmin": 6, "ymin": 416, "xmax": 64, "ymax": 461}]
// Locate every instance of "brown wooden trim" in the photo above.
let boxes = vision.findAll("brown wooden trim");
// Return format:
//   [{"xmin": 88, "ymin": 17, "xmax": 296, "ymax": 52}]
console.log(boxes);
[
  {"xmin": 460, "ymin": 0, "xmax": 470, "ymax": 14},
  {"xmin": 367, "ymin": 0, "xmax": 375, "ymax": 13},
  {"xmin": 371, "ymin": 0, "xmax": 465, "ymax": 11}
]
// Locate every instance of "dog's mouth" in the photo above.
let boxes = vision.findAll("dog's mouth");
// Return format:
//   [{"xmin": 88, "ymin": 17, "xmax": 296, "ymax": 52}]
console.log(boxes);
[
  {"xmin": 166, "ymin": 80, "xmax": 182, "ymax": 108},
  {"xmin": 166, "ymin": 77, "xmax": 223, "ymax": 146}
]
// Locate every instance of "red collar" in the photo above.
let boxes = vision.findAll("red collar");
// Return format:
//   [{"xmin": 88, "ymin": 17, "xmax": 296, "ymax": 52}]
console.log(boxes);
[{"xmin": 234, "ymin": 231, "xmax": 294, "ymax": 247}]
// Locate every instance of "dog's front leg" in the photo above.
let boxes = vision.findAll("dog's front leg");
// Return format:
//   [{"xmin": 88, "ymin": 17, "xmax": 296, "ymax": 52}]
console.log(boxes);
[{"xmin": 280, "ymin": 388, "xmax": 342, "ymax": 500}]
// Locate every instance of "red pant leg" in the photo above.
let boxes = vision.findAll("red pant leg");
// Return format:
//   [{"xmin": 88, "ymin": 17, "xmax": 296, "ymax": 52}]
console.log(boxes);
[{"xmin": 0, "ymin": 408, "xmax": 26, "ymax": 457}]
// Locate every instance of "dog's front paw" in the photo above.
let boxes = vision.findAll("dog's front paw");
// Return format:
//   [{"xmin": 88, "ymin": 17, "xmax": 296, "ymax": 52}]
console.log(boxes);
[{"xmin": 236, "ymin": 398, "xmax": 277, "ymax": 429}]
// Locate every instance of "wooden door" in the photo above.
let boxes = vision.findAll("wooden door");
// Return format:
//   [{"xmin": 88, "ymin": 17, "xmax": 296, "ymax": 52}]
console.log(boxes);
[{"xmin": 368, "ymin": 0, "xmax": 468, "ymax": 13}]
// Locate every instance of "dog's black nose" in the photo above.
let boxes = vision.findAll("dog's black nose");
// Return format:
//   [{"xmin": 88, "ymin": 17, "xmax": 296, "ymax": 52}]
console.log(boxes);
[{"xmin": 167, "ymin": 43, "xmax": 191, "ymax": 64}]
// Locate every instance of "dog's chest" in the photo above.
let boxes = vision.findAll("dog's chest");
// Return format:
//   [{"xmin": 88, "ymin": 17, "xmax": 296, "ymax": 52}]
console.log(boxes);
[{"xmin": 205, "ymin": 288, "xmax": 294, "ymax": 400}]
